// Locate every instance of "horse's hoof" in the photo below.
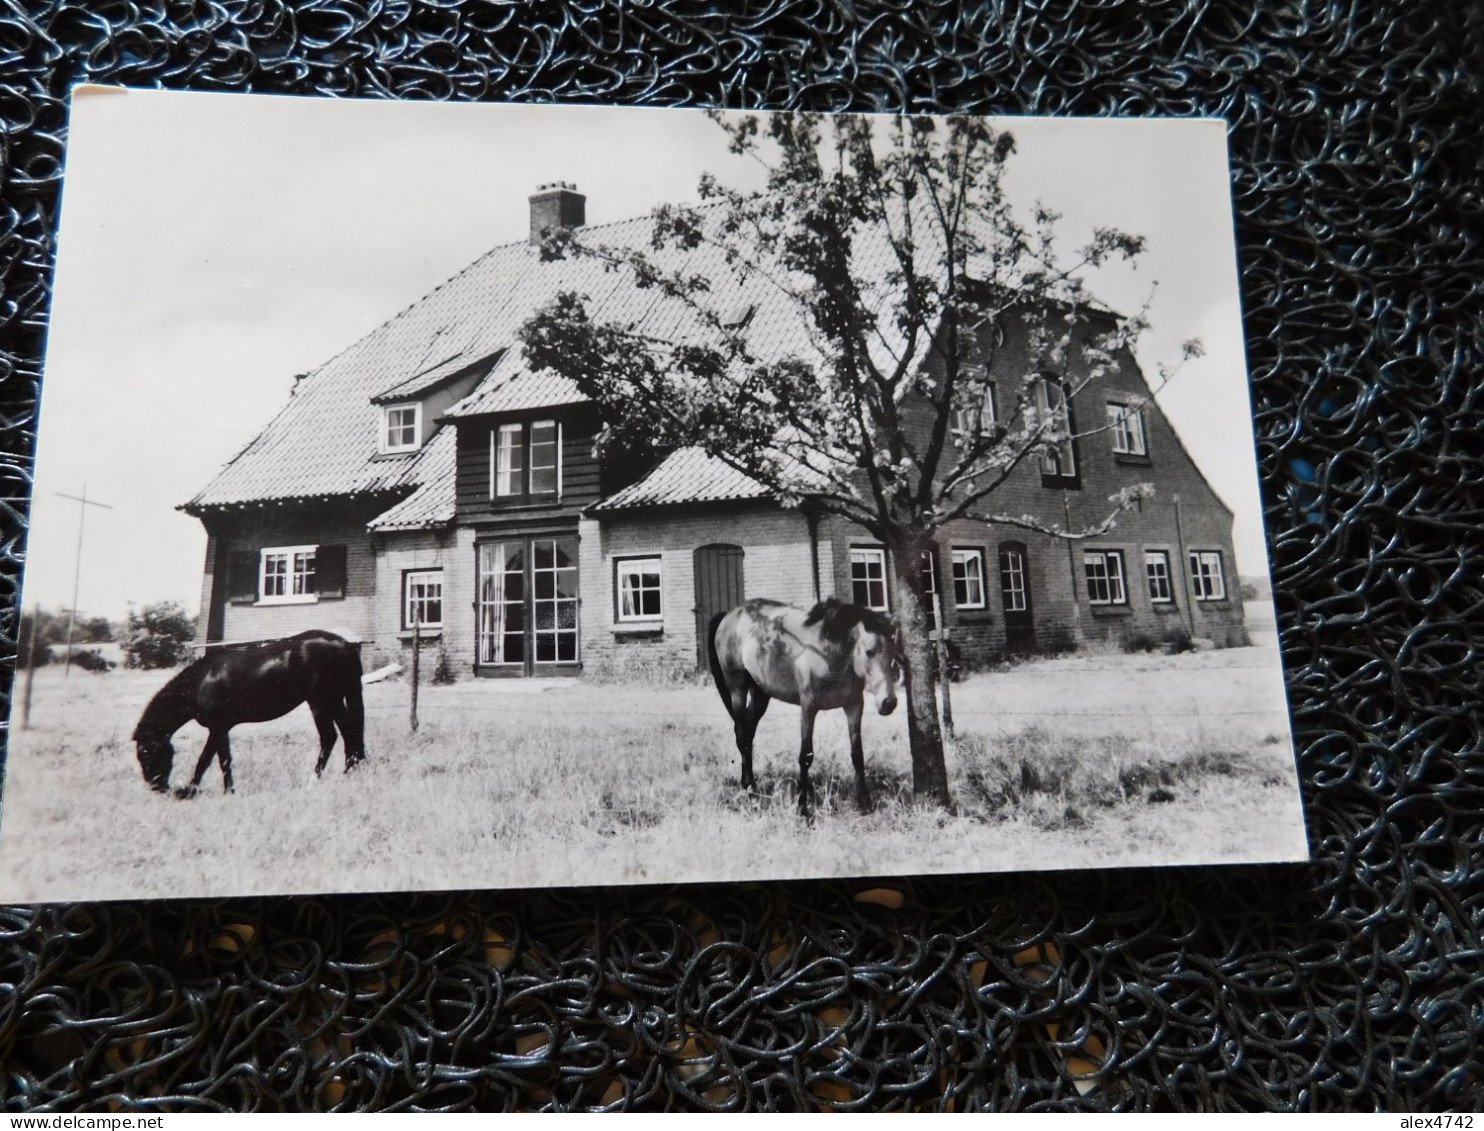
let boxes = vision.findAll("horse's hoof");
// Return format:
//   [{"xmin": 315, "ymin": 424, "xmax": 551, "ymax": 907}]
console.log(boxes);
[{"xmin": 173, "ymin": 786, "xmax": 198, "ymax": 800}]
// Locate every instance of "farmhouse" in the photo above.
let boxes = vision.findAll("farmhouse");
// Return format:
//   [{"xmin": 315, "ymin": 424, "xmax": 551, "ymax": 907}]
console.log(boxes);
[{"xmin": 183, "ymin": 185, "xmax": 1244, "ymax": 677}]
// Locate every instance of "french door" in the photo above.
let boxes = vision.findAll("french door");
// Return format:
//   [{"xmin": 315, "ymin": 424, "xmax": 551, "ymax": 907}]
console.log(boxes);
[{"xmin": 477, "ymin": 536, "xmax": 579, "ymax": 673}]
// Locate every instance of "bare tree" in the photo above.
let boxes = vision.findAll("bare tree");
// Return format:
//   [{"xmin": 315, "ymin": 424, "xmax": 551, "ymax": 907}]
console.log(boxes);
[{"xmin": 520, "ymin": 112, "xmax": 1196, "ymax": 807}]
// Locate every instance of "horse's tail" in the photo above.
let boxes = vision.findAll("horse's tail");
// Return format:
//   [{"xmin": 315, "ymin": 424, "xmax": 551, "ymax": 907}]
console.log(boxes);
[
  {"xmin": 339, "ymin": 641, "xmax": 366, "ymax": 761},
  {"xmin": 706, "ymin": 610, "xmax": 735, "ymax": 721}
]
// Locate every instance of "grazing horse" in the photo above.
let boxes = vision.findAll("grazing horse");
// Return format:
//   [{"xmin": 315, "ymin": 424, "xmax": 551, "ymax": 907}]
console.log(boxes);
[
  {"xmin": 708, "ymin": 598, "xmax": 903, "ymax": 815},
  {"xmin": 132, "ymin": 630, "xmax": 366, "ymax": 796}
]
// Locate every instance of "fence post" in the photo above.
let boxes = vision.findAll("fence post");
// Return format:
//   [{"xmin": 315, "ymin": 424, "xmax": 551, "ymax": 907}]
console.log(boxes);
[
  {"xmin": 409, "ymin": 604, "xmax": 420, "ymax": 733},
  {"xmin": 21, "ymin": 604, "xmax": 38, "ymax": 730}
]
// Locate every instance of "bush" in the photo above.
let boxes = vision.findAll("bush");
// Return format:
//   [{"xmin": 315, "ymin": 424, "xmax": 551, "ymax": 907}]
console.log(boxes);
[
  {"xmin": 1162, "ymin": 627, "xmax": 1195, "ymax": 654},
  {"xmin": 1122, "ymin": 631, "xmax": 1160, "ymax": 654},
  {"xmin": 69, "ymin": 648, "xmax": 113, "ymax": 673},
  {"xmin": 124, "ymin": 601, "xmax": 197, "ymax": 669}
]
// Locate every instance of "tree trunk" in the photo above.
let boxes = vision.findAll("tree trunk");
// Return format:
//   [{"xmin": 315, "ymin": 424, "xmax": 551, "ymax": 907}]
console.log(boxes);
[{"xmin": 888, "ymin": 532, "xmax": 952, "ymax": 808}]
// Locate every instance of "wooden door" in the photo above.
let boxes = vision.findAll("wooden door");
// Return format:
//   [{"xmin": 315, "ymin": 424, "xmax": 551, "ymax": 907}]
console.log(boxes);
[
  {"xmin": 997, "ymin": 541, "xmax": 1036, "ymax": 654},
  {"xmin": 693, "ymin": 544, "xmax": 745, "ymax": 668}
]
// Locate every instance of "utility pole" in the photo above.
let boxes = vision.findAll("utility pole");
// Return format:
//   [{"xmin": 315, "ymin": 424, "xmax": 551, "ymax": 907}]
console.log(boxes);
[{"xmin": 55, "ymin": 484, "xmax": 113, "ymax": 676}]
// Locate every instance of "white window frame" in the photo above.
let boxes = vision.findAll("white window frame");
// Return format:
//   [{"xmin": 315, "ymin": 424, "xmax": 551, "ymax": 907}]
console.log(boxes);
[
  {"xmin": 1108, "ymin": 401, "xmax": 1147, "ymax": 456},
  {"xmin": 951, "ymin": 548, "xmax": 987, "ymax": 610},
  {"xmin": 259, "ymin": 545, "xmax": 318, "ymax": 605},
  {"xmin": 1084, "ymin": 550, "xmax": 1127, "ymax": 606},
  {"xmin": 1145, "ymin": 550, "xmax": 1174, "ymax": 604},
  {"xmin": 1188, "ymin": 550, "xmax": 1227, "ymax": 601},
  {"xmin": 849, "ymin": 546, "xmax": 890, "ymax": 612},
  {"xmin": 381, "ymin": 403, "xmax": 422, "ymax": 454},
  {"xmin": 528, "ymin": 419, "xmax": 562, "ymax": 498},
  {"xmin": 490, "ymin": 420, "xmax": 562, "ymax": 498},
  {"xmin": 951, "ymin": 381, "xmax": 998, "ymax": 439},
  {"xmin": 403, "ymin": 569, "xmax": 444, "ymax": 630},
  {"xmin": 615, "ymin": 555, "xmax": 664, "ymax": 623},
  {"xmin": 1035, "ymin": 377, "xmax": 1077, "ymax": 478},
  {"xmin": 999, "ymin": 547, "xmax": 1028, "ymax": 613}
]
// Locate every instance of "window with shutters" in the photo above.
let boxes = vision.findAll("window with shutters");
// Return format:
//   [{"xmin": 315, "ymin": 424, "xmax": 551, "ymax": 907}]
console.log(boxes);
[
  {"xmin": 227, "ymin": 543, "xmax": 345, "ymax": 605},
  {"xmin": 259, "ymin": 545, "xmax": 318, "ymax": 604}
]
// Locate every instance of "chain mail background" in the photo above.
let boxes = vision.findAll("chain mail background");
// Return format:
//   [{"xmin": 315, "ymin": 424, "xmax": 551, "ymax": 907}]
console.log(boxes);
[{"xmin": 0, "ymin": 0, "xmax": 1480, "ymax": 1112}]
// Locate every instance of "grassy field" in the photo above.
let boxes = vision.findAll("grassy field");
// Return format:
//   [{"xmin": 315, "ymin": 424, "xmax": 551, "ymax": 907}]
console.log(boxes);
[{"xmin": 0, "ymin": 642, "xmax": 1308, "ymax": 901}]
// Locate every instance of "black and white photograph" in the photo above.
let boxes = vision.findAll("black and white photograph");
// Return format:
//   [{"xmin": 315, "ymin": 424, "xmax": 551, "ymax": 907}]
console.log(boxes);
[{"xmin": 0, "ymin": 90, "xmax": 1308, "ymax": 900}]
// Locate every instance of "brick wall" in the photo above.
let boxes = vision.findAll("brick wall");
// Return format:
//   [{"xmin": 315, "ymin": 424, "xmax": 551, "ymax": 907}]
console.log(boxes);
[
  {"xmin": 367, "ymin": 527, "xmax": 470, "ymax": 674},
  {"xmin": 583, "ymin": 504, "xmax": 820, "ymax": 674},
  {"xmin": 809, "ymin": 306, "xmax": 1246, "ymax": 661},
  {"xmin": 200, "ymin": 503, "xmax": 384, "ymax": 654}
]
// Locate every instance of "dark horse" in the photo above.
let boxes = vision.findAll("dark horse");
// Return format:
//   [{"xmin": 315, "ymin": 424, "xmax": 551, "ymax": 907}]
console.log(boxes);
[
  {"xmin": 708, "ymin": 598, "xmax": 903, "ymax": 815},
  {"xmin": 132, "ymin": 630, "xmax": 366, "ymax": 795}
]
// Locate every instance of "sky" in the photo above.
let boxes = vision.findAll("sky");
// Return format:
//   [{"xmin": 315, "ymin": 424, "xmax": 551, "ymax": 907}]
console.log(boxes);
[{"xmin": 27, "ymin": 90, "xmax": 1267, "ymax": 620}]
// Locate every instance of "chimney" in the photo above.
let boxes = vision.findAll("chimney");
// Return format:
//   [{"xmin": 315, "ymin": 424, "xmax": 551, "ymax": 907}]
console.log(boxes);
[{"xmin": 529, "ymin": 182, "xmax": 586, "ymax": 245}]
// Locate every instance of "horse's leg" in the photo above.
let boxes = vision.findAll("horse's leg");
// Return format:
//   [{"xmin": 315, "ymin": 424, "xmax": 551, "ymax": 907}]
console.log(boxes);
[
  {"xmin": 215, "ymin": 732, "xmax": 234, "ymax": 794},
  {"xmin": 797, "ymin": 699, "xmax": 818, "ymax": 819},
  {"xmin": 741, "ymin": 688, "xmax": 770, "ymax": 791},
  {"xmin": 845, "ymin": 697, "xmax": 872, "ymax": 814},
  {"xmin": 727, "ymin": 678, "xmax": 755, "ymax": 790},
  {"xmin": 184, "ymin": 733, "xmax": 220, "ymax": 793},
  {"xmin": 309, "ymin": 697, "xmax": 338, "ymax": 776},
  {"xmin": 175, "ymin": 733, "xmax": 218, "ymax": 799}
]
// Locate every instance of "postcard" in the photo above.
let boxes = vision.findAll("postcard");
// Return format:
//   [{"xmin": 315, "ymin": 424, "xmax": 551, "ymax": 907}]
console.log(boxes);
[{"xmin": 0, "ymin": 90, "xmax": 1307, "ymax": 900}]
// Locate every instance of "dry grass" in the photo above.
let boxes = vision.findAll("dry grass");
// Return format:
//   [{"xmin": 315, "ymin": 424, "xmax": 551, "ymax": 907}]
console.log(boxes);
[{"xmin": 0, "ymin": 645, "xmax": 1308, "ymax": 901}]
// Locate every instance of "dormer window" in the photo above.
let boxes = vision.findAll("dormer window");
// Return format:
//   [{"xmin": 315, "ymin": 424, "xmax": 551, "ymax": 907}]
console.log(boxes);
[
  {"xmin": 491, "ymin": 419, "xmax": 562, "ymax": 500},
  {"xmin": 382, "ymin": 403, "xmax": 422, "ymax": 454}
]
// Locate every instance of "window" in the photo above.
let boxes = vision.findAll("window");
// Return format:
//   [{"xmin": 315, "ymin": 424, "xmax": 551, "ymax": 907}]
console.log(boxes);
[
  {"xmin": 491, "ymin": 419, "xmax": 562, "ymax": 499},
  {"xmin": 999, "ymin": 547, "xmax": 1028, "ymax": 612},
  {"xmin": 921, "ymin": 549, "xmax": 940, "ymax": 628},
  {"xmin": 260, "ymin": 545, "xmax": 317, "ymax": 604},
  {"xmin": 616, "ymin": 556, "xmax": 663, "ymax": 621},
  {"xmin": 1084, "ymin": 550, "xmax": 1127, "ymax": 606},
  {"xmin": 1188, "ymin": 550, "xmax": 1227, "ymax": 601},
  {"xmin": 1108, "ymin": 401, "xmax": 1147, "ymax": 456},
  {"xmin": 850, "ymin": 547, "xmax": 889, "ymax": 611},
  {"xmin": 1145, "ymin": 551, "xmax": 1173, "ymax": 604},
  {"xmin": 952, "ymin": 548, "xmax": 987, "ymax": 609},
  {"xmin": 951, "ymin": 382, "xmax": 998, "ymax": 439},
  {"xmin": 382, "ymin": 404, "xmax": 421, "ymax": 453},
  {"xmin": 1035, "ymin": 377, "xmax": 1078, "ymax": 482},
  {"xmin": 476, "ymin": 537, "xmax": 579, "ymax": 666},
  {"xmin": 403, "ymin": 569, "xmax": 443, "ymax": 629}
]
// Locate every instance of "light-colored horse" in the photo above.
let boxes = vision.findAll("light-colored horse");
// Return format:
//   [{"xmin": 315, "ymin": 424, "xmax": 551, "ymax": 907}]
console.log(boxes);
[{"xmin": 707, "ymin": 597, "xmax": 903, "ymax": 815}]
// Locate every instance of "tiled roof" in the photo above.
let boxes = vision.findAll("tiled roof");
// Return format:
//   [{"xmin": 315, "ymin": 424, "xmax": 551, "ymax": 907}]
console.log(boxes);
[
  {"xmin": 371, "ymin": 350, "xmax": 499, "ymax": 405},
  {"xmin": 443, "ymin": 355, "xmax": 586, "ymax": 416},
  {"xmin": 185, "ymin": 196, "xmax": 1006, "ymax": 519},
  {"xmin": 592, "ymin": 447, "xmax": 771, "ymax": 511},
  {"xmin": 366, "ymin": 428, "xmax": 457, "ymax": 530}
]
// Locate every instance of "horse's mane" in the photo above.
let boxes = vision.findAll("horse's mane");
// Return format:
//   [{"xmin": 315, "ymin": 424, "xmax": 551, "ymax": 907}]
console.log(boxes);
[{"xmin": 802, "ymin": 597, "xmax": 898, "ymax": 645}]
